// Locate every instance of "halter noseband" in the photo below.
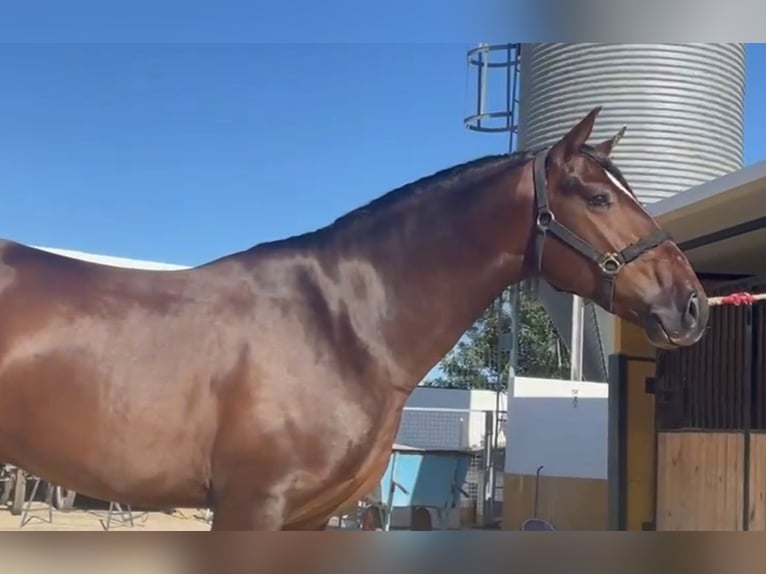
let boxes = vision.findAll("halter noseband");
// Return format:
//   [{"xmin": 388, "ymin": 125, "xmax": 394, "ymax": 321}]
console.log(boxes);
[{"xmin": 531, "ymin": 146, "xmax": 672, "ymax": 313}]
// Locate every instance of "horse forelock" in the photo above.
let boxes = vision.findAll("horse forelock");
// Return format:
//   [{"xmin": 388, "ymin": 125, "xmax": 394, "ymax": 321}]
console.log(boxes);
[{"xmin": 579, "ymin": 145, "xmax": 649, "ymax": 214}]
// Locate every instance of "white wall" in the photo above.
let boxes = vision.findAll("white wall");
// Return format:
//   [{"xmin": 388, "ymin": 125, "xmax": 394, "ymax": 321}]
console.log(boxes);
[
  {"xmin": 33, "ymin": 245, "xmax": 189, "ymax": 270},
  {"xmin": 504, "ymin": 377, "xmax": 608, "ymax": 480}
]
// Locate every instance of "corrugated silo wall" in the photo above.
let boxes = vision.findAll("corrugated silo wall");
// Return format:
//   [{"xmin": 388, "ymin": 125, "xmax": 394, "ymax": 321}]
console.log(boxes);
[{"xmin": 518, "ymin": 43, "xmax": 746, "ymax": 382}]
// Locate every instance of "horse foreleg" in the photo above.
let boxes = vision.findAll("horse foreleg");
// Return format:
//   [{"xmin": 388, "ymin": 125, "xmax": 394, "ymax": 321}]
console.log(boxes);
[
  {"xmin": 281, "ymin": 517, "xmax": 330, "ymax": 531},
  {"xmin": 209, "ymin": 487, "xmax": 285, "ymax": 531}
]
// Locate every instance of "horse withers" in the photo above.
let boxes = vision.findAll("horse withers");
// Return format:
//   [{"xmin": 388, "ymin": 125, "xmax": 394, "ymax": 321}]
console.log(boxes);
[{"xmin": 0, "ymin": 106, "xmax": 707, "ymax": 530}]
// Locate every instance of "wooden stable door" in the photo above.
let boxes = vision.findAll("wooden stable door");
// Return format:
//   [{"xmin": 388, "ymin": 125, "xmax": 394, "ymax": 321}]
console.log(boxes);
[
  {"xmin": 655, "ymin": 431, "xmax": 766, "ymax": 530},
  {"xmin": 652, "ymin": 290, "xmax": 766, "ymax": 531},
  {"xmin": 655, "ymin": 431, "xmax": 744, "ymax": 530}
]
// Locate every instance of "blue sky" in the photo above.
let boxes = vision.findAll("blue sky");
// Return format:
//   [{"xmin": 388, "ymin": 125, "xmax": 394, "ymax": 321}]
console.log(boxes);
[{"xmin": 1, "ymin": 42, "xmax": 765, "ymax": 266}]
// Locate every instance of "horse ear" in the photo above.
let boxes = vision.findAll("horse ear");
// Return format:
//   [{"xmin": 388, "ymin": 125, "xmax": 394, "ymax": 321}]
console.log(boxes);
[
  {"xmin": 593, "ymin": 126, "xmax": 627, "ymax": 157},
  {"xmin": 549, "ymin": 106, "xmax": 602, "ymax": 163}
]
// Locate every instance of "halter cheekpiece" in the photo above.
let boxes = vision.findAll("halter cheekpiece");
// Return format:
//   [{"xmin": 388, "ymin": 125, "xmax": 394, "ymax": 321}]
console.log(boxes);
[{"xmin": 530, "ymin": 147, "xmax": 672, "ymax": 312}]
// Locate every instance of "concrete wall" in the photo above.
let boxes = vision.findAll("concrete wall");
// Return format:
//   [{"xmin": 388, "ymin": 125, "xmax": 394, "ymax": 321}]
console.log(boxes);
[
  {"xmin": 505, "ymin": 378, "xmax": 608, "ymax": 479},
  {"xmin": 503, "ymin": 377, "xmax": 609, "ymax": 530}
]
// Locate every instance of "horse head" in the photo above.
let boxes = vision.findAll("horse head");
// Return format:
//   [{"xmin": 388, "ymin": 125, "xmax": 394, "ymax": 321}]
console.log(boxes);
[{"xmin": 528, "ymin": 106, "xmax": 708, "ymax": 349}]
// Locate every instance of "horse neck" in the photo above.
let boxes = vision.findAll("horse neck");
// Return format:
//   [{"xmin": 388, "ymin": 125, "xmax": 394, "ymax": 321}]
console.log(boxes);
[{"xmin": 332, "ymin": 164, "xmax": 532, "ymax": 394}]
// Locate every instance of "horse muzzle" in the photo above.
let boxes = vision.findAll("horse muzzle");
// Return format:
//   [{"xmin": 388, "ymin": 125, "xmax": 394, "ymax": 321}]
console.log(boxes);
[{"xmin": 644, "ymin": 289, "xmax": 709, "ymax": 348}]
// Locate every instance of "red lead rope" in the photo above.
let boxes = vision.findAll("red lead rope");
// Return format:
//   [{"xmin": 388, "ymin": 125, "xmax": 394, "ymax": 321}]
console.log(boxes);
[{"xmin": 708, "ymin": 292, "xmax": 765, "ymax": 306}]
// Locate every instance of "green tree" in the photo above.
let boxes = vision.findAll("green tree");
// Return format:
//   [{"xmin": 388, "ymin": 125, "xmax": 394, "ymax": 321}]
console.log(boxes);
[{"xmin": 422, "ymin": 290, "xmax": 570, "ymax": 390}]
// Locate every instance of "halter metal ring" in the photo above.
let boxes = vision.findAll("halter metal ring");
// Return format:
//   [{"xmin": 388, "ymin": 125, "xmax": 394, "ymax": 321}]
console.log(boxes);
[
  {"xmin": 536, "ymin": 209, "xmax": 554, "ymax": 231},
  {"xmin": 598, "ymin": 253, "xmax": 623, "ymax": 276}
]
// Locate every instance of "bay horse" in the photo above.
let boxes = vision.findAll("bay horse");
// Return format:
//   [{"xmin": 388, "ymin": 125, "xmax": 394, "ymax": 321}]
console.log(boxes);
[{"xmin": 0, "ymin": 106, "xmax": 708, "ymax": 530}]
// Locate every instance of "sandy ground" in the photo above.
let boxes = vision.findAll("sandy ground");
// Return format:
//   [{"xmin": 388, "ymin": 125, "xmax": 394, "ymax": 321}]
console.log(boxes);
[{"xmin": 0, "ymin": 502, "xmax": 211, "ymax": 531}]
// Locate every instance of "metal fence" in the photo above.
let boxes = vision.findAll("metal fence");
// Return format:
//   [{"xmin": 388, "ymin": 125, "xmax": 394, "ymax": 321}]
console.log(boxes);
[{"xmin": 395, "ymin": 406, "xmax": 506, "ymax": 451}]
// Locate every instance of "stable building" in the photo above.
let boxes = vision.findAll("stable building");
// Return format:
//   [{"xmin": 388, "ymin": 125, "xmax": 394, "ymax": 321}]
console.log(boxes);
[{"xmin": 609, "ymin": 156, "xmax": 766, "ymax": 531}]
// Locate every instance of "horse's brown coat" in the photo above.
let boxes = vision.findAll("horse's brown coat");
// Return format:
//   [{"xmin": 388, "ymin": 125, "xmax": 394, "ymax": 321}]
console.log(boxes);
[{"xmin": 0, "ymin": 107, "xmax": 708, "ymax": 529}]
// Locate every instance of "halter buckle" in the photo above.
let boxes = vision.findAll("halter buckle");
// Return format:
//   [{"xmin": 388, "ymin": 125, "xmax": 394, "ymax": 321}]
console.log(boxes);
[
  {"xmin": 598, "ymin": 253, "xmax": 623, "ymax": 276},
  {"xmin": 536, "ymin": 208, "xmax": 554, "ymax": 231}
]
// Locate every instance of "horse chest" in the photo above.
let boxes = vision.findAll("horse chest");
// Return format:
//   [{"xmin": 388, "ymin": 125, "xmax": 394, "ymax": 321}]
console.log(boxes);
[{"xmin": 285, "ymin": 403, "xmax": 403, "ymax": 526}]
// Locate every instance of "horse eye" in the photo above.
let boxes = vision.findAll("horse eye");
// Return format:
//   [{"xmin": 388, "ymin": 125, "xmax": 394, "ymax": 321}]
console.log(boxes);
[{"xmin": 587, "ymin": 193, "xmax": 611, "ymax": 207}]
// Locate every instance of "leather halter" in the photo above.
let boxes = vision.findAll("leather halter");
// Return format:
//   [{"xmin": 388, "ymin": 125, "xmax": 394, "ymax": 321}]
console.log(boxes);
[{"xmin": 531, "ymin": 146, "xmax": 672, "ymax": 312}]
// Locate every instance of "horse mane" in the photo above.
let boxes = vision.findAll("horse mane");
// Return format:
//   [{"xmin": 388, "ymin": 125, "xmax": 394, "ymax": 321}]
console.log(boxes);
[
  {"xmin": 327, "ymin": 151, "xmax": 534, "ymax": 227},
  {"xmin": 210, "ymin": 142, "xmax": 634, "ymax": 266},
  {"xmin": 245, "ymin": 149, "xmax": 538, "ymax": 254}
]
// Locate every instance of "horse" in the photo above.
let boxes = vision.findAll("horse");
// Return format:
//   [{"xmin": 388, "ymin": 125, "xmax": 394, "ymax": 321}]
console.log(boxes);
[{"xmin": 0, "ymin": 106, "xmax": 708, "ymax": 530}]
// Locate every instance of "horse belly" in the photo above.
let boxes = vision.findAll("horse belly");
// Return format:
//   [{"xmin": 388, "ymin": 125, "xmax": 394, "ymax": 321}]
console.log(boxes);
[
  {"xmin": 0, "ymin": 366, "xmax": 215, "ymax": 508},
  {"xmin": 89, "ymin": 415, "xmax": 214, "ymax": 507}
]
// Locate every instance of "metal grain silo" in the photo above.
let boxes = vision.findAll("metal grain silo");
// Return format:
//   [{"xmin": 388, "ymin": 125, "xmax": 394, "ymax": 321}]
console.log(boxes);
[
  {"xmin": 518, "ymin": 43, "xmax": 746, "ymax": 382},
  {"xmin": 519, "ymin": 43, "xmax": 745, "ymax": 204}
]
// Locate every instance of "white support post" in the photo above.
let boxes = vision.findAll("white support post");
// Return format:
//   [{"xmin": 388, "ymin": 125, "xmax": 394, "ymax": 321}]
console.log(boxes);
[{"xmin": 570, "ymin": 295, "xmax": 585, "ymax": 381}]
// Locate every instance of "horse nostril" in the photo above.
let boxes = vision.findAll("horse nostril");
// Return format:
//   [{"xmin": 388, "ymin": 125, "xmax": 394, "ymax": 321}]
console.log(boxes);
[{"xmin": 686, "ymin": 292, "xmax": 700, "ymax": 323}]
